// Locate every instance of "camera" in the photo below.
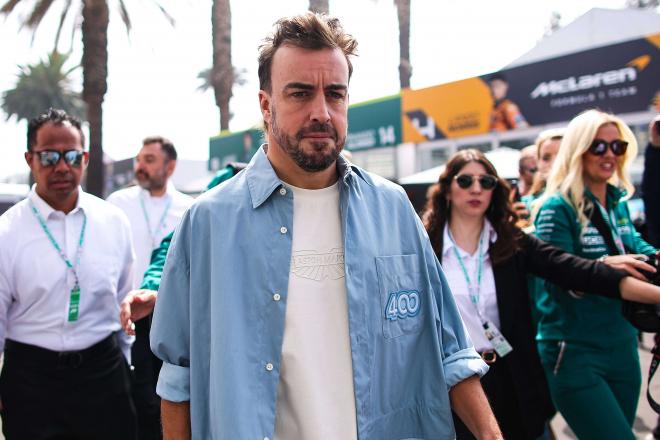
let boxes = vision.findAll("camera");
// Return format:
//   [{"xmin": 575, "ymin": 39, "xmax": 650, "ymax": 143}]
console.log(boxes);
[
  {"xmin": 622, "ymin": 254, "xmax": 660, "ymax": 332},
  {"xmin": 639, "ymin": 253, "xmax": 660, "ymax": 285}
]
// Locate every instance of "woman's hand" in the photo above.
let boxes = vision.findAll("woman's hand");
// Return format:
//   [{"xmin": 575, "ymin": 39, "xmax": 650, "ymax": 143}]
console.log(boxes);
[{"xmin": 601, "ymin": 254, "xmax": 656, "ymax": 281}]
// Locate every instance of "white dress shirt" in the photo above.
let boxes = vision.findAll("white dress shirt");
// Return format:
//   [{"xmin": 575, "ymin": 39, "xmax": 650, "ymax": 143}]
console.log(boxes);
[
  {"xmin": 107, "ymin": 183, "xmax": 193, "ymax": 288},
  {"xmin": 0, "ymin": 188, "xmax": 135, "ymax": 359},
  {"xmin": 442, "ymin": 221, "xmax": 500, "ymax": 353}
]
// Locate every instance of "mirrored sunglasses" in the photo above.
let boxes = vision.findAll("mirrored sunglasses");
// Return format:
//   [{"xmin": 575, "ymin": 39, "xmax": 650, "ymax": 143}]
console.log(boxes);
[
  {"xmin": 454, "ymin": 174, "xmax": 498, "ymax": 190},
  {"xmin": 588, "ymin": 139, "xmax": 628, "ymax": 156},
  {"xmin": 33, "ymin": 150, "xmax": 85, "ymax": 167}
]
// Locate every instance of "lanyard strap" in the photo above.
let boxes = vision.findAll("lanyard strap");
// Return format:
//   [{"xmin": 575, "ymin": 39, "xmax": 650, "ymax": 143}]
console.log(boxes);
[
  {"xmin": 449, "ymin": 227, "xmax": 485, "ymax": 314},
  {"xmin": 140, "ymin": 193, "xmax": 172, "ymax": 248},
  {"xmin": 594, "ymin": 200, "xmax": 625, "ymax": 254},
  {"xmin": 29, "ymin": 200, "xmax": 87, "ymax": 287}
]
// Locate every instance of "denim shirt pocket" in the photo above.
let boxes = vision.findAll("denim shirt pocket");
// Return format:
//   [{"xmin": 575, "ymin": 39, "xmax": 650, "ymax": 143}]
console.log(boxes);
[{"xmin": 376, "ymin": 254, "xmax": 424, "ymax": 339}]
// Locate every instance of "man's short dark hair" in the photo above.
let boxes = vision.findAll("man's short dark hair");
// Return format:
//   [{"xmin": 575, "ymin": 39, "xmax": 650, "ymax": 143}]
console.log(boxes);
[
  {"xmin": 257, "ymin": 12, "xmax": 358, "ymax": 93},
  {"xmin": 487, "ymin": 72, "xmax": 508, "ymax": 84},
  {"xmin": 27, "ymin": 108, "xmax": 85, "ymax": 151},
  {"xmin": 143, "ymin": 136, "xmax": 177, "ymax": 161}
]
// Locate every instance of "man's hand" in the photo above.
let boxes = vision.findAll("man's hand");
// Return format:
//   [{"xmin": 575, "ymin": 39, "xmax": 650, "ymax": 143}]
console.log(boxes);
[
  {"xmin": 120, "ymin": 289, "xmax": 158, "ymax": 335},
  {"xmin": 450, "ymin": 375, "xmax": 503, "ymax": 440},
  {"xmin": 601, "ymin": 254, "xmax": 656, "ymax": 281},
  {"xmin": 649, "ymin": 115, "xmax": 660, "ymax": 148},
  {"xmin": 512, "ymin": 201, "xmax": 532, "ymax": 229}
]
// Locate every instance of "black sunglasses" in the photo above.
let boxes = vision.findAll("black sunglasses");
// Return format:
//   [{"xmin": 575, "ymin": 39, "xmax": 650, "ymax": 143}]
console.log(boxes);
[
  {"xmin": 32, "ymin": 149, "xmax": 86, "ymax": 167},
  {"xmin": 454, "ymin": 174, "xmax": 498, "ymax": 190},
  {"xmin": 588, "ymin": 139, "xmax": 628, "ymax": 156}
]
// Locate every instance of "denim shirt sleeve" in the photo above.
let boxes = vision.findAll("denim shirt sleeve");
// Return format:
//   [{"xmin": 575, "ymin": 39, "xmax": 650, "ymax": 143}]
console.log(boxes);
[
  {"xmin": 413, "ymin": 209, "xmax": 488, "ymax": 387},
  {"xmin": 151, "ymin": 210, "xmax": 192, "ymax": 402},
  {"xmin": 157, "ymin": 363, "xmax": 191, "ymax": 402}
]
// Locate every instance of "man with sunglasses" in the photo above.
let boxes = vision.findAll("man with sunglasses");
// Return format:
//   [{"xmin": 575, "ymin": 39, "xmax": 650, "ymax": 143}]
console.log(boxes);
[
  {"xmin": 0, "ymin": 108, "xmax": 137, "ymax": 439},
  {"xmin": 107, "ymin": 136, "xmax": 192, "ymax": 440}
]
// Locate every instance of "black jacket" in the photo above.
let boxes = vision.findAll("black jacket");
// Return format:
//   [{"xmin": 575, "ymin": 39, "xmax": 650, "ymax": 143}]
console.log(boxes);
[
  {"xmin": 643, "ymin": 142, "xmax": 660, "ymax": 246},
  {"xmin": 438, "ymin": 232, "xmax": 626, "ymax": 438}
]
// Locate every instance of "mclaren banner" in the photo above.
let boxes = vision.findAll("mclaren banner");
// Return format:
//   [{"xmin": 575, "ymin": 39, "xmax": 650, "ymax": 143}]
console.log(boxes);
[{"xmin": 403, "ymin": 33, "xmax": 660, "ymax": 142}]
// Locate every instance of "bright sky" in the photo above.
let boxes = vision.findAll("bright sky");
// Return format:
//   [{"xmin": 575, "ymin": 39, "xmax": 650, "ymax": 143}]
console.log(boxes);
[{"xmin": 0, "ymin": 0, "xmax": 631, "ymax": 179}]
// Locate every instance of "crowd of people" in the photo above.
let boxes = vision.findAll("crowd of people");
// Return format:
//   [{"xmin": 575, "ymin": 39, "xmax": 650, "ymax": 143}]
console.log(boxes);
[{"xmin": 0, "ymin": 10, "xmax": 660, "ymax": 440}]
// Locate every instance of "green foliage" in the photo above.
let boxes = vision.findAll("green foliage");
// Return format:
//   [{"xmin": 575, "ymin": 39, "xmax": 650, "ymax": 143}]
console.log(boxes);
[{"xmin": 1, "ymin": 51, "xmax": 84, "ymax": 122}]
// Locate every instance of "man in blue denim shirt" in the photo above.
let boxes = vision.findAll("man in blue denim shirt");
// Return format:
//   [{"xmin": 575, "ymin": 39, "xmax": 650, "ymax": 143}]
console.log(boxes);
[{"xmin": 151, "ymin": 12, "xmax": 498, "ymax": 440}]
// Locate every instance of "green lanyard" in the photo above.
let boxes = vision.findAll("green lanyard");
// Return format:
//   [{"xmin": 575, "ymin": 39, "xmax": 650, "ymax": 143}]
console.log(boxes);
[
  {"xmin": 29, "ymin": 199, "xmax": 87, "ymax": 322},
  {"xmin": 139, "ymin": 193, "xmax": 172, "ymax": 248},
  {"xmin": 594, "ymin": 200, "xmax": 625, "ymax": 254},
  {"xmin": 448, "ymin": 227, "xmax": 486, "ymax": 320}
]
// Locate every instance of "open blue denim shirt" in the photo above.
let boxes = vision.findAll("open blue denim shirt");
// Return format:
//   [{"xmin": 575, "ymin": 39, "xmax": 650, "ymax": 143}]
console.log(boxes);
[{"xmin": 151, "ymin": 146, "xmax": 487, "ymax": 440}]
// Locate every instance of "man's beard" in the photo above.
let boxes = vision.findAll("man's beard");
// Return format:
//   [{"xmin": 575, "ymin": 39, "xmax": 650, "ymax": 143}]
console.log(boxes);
[
  {"xmin": 271, "ymin": 107, "xmax": 345, "ymax": 172},
  {"xmin": 136, "ymin": 170, "xmax": 166, "ymax": 192}
]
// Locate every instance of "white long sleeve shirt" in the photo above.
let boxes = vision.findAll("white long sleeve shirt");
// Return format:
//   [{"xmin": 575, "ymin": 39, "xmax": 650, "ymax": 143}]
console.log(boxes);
[
  {"xmin": 442, "ymin": 221, "xmax": 500, "ymax": 353},
  {"xmin": 0, "ymin": 188, "xmax": 135, "ymax": 360},
  {"xmin": 107, "ymin": 183, "xmax": 193, "ymax": 288}
]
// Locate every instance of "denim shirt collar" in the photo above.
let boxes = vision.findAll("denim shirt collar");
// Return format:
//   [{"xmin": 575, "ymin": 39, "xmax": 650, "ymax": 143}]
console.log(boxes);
[{"xmin": 245, "ymin": 144, "xmax": 368, "ymax": 209}]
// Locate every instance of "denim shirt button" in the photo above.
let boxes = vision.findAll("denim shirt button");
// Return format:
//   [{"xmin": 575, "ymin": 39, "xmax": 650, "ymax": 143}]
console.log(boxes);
[
  {"xmin": 265, "ymin": 362, "xmax": 274, "ymax": 371},
  {"xmin": 279, "ymin": 187, "xmax": 287, "ymax": 196},
  {"xmin": 280, "ymin": 226, "xmax": 288, "ymax": 234},
  {"xmin": 273, "ymin": 293, "xmax": 281, "ymax": 301}
]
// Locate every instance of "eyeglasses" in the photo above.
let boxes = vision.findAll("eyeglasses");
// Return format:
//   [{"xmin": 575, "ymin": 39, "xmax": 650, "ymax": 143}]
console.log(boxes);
[
  {"xmin": 454, "ymin": 174, "xmax": 498, "ymax": 190},
  {"xmin": 588, "ymin": 139, "xmax": 628, "ymax": 156},
  {"xmin": 32, "ymin": 149, "xmax": 86, "ymax": 167}
]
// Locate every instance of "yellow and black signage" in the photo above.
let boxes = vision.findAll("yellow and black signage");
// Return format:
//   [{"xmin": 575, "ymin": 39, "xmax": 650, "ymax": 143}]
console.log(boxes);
[{"xmin": 403, "ymin": 33, "xmax": 660, "ymax": 142}]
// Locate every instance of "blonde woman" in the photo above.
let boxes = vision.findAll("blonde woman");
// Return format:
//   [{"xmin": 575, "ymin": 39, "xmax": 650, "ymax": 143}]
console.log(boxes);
[{"xmin": 533, "ymin": 110, "xmax": 658, "ymax": 440}]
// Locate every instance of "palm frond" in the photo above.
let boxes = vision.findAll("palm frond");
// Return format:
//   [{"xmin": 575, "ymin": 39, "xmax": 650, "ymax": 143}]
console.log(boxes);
[
  {"xmin": 53, "ymin": 0, "xmax": 72, "ymax": 51},
  {"xmin": 197, "ymin": 68, "xmax": 211, "ymax": 92},
  {"xmin": 152, "ymin": 1, "xmax": 175, "ymax": 26},
  {"xmin": 25, "ymin": 0, "xmax": 56, "ymax": 28},
  {"xmin": 0, "ymin": 0, "xmax": 22, "ymax": 15},
  {"xmin": 117, "ymin": 0, "xmax": 132, "ymax": 34}
]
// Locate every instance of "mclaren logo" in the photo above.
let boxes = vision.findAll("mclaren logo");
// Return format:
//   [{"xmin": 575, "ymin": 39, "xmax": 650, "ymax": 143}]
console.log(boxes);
[{"xmin": 530, "ymin": 55, "xmax": 650, "ymax": 99}]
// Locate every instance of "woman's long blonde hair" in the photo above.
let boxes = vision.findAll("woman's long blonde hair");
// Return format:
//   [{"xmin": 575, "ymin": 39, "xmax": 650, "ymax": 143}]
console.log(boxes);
[{"xmin": 533, "ymin": 109, "xmax": 638, "ymax": 228}]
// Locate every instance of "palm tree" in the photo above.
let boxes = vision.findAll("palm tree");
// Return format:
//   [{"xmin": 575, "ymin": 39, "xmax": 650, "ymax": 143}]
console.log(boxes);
[
  {"xmin": 394, "ymin": 0, "xmax": 411, "ymax": 89},
  {"xmin": 309, "ymin": 1, "xmax": 409, "ymax": 89},
  {"xmin": 309, "ymin": 0, "xmax": 329, "ymax": 14},
  {"xmin": 2, "ymin": 51, "xmax": 84, "ymax": 122},
  {"xmin": 211, "ymin": 0, "xmax": 234, "ymax": 131},
  {"xmin": 1, "ymin": 0, "xmax": 174, "ymax": 197}
]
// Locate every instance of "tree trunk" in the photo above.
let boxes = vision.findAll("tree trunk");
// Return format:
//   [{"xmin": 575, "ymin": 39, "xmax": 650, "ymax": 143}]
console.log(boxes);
[
  {"xmin": 395, "ymin": 0, "xmax": 411, "ymax": 89},
  {"xmin": 211, "ymin": 0, "xmax": 233, "ymax": 131},
  {"xmin": 308, "ymin": 0, "xmax": 329, "ymax": 14},
  {"xmin": 81, "ymin": 0, "xmax": 109, "ymax": 197}
]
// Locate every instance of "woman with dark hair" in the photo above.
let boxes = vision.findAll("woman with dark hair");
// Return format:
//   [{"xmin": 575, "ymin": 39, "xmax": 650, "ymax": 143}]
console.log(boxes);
[{"xmin": 422, "ymin": 149, "xmax": 660, "ymax": 440}]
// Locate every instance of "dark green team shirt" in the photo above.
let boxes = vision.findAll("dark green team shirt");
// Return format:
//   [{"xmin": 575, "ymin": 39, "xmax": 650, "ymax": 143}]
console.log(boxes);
[
  {"xmin": 534, "ymin": 184, "xmax": 656, "ymax": 345},
  {"xmin": 139, "ymin": 166, "xmax": 237, "ymax": 292}
]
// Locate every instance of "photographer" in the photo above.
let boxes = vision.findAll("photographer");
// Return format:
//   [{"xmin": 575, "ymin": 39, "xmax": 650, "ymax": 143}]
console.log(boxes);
[{"xmin": 643, "ymin": 115, "xmax": 660, "ymax": 248}]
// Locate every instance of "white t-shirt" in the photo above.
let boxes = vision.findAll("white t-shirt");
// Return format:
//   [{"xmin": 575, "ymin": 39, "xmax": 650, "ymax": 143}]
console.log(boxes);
[
  {"xmin": 107, "ymin": 183, "xmax": 193, "ymax": 288},
  {"xmin": 274, "ymin": 181, "xmax": 358, "ymax": 440}
]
